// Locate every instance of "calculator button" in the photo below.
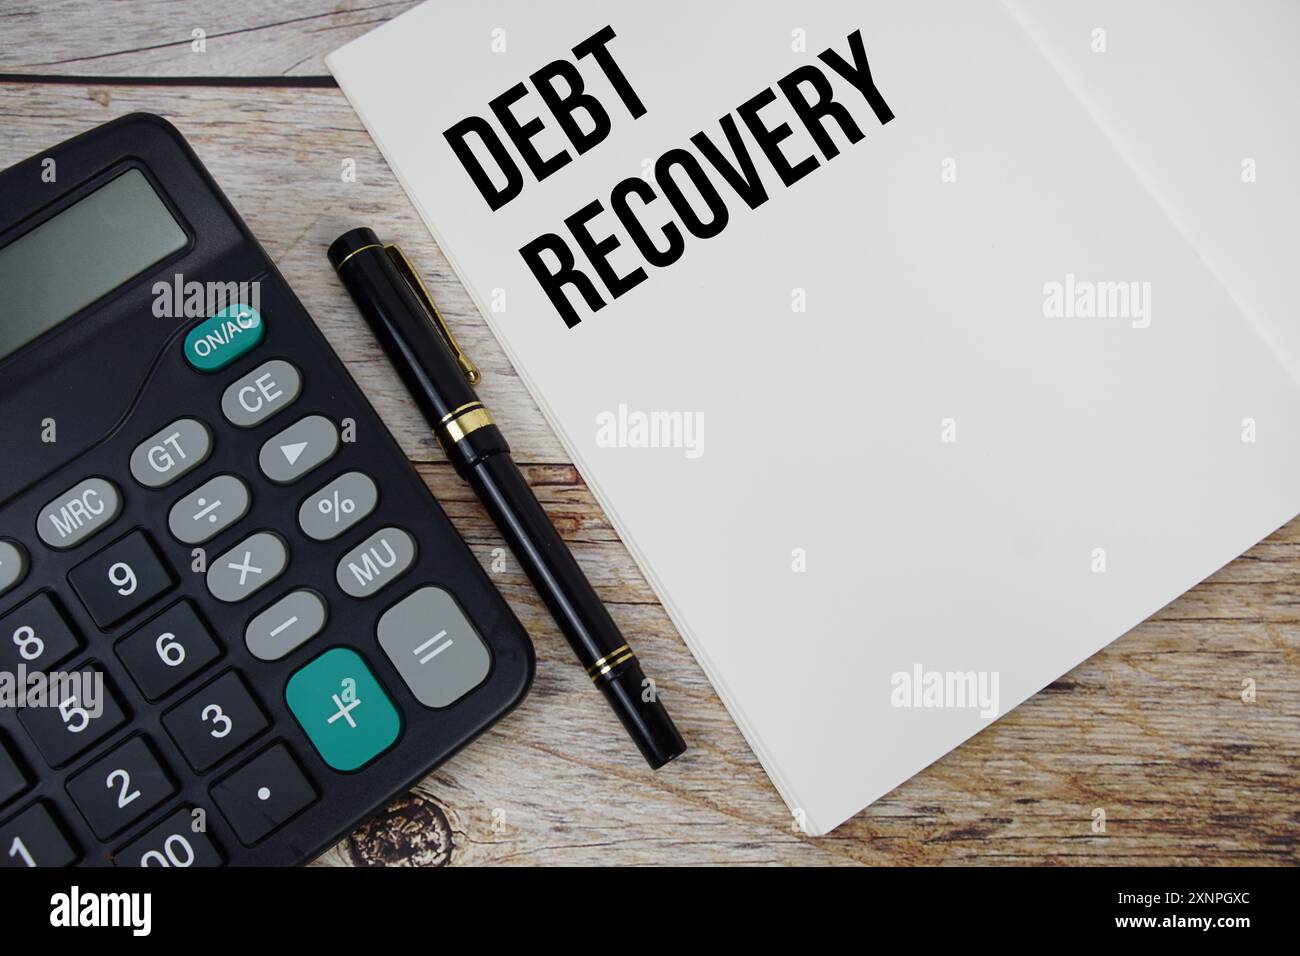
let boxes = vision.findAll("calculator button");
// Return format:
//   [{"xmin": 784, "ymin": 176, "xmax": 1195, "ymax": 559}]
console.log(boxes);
[
  {"xmin": 0, "ymin": 593, "xmax": 80, "ymax": 673},
  {"xmin": 207, "ymin": 531, "xmax": 288, "ymax": 603},
  {"xmin": 0, "ymin": 736, "xmax": 29, "ymax": 806},
  {"xmin": 259, "ymin": 415, "xmax": 339, "ymax": 484},
  {"xmin": 169, "ymin": 474, "xmax": 251, "ymax": 545},
  {"xmin": 183, "ymin": 303, "xmax": 264, "ymax": 373},
  {"xmin": 1, "ymin": 802, "xmax": 78, "ymax": 867},
  {"xmin": 18, "ymin": 666, "xmax": 128, "ymax": 767},
  {"xmin": 35, "ymin": 477, "xmax": 122, "ymax": 550},
  {"xmin": 114, "ymin": 806, "xmax": 223, "ymax": 867},
  {"xmin": 0, "ymin": 539, "xmax": 27, "ymax": 598},
  {"xmin": 66, "ymin": 736, "xmax": 175, "ymax": 839},
  {"xmin": 378, "ymin": 587, "xmax": 492, "ymax": 708},
  {"xmin": 245, "ymin": 589, "xmax": 328, "ymax": 662},
  {"xmin": 335, "ymin": 527, "xmax": 416, "ymax": 599},
  {"xmin": 286, "ymin": 648, "xmax": 400, "ymax": 772},
  {"xmin": 222, "ymin": 359, "xmax": 301, "ymax": 428},
  {"xmin": 163, "ymin": 671, "xmax": 269, "ymax": 771},
  {"xmin": 116, "ymin": 601, "xmax": 221, "ymax": 701},
  {"xmin": 128, "ymin": 418, "xmax": 213, "ymax": 488},
  {"xmin": 299, "ymin": 471, "xmax": 378, "ymax": 541},
  {"xmin": 69, "ymin": 530, "xmax": 174, "ymax": 628},
  {"xmin": 211, "ymin": 743, "xmax": 317, "ymax": 845}
]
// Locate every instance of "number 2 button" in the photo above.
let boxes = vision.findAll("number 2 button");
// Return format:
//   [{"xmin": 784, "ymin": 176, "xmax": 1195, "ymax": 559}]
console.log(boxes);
[
  {"xmin": 163, "ymin": 671, "xmax": 268, "ymax": 771},
  {"xmin": 66, "ymin": 736, "xmax": 174, "ymax": 839},
  {"xmin": 69, "ymin": 531, "xmax": 174, "ymax": 629}
]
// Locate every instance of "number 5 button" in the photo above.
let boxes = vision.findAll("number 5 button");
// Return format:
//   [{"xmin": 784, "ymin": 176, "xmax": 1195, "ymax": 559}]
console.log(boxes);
[
  {"xmin": 286, "ymin": 648, "xmax": 400, "ymax": 772},
  {"xmin": 163, "ymin": 671, "xmax": 268, "ymax": 772}
]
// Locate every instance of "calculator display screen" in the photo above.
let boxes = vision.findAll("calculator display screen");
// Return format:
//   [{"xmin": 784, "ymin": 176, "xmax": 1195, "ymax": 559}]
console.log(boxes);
[{"xmin": 0, "ymin": 169, "xmax": 187, "ymax": 360}]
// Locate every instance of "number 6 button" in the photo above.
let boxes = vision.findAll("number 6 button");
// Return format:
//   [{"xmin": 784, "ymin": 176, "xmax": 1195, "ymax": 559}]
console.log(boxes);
[
  {"xmin": 163, "ymin": 671, "xmax": 268, "ymax": 772},
  {"xmin": 66, "ymin": 736, "xmax": 174, "ymax": 839}
]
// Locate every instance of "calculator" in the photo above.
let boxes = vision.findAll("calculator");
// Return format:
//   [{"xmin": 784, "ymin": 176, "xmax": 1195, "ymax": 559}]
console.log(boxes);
[{"xmin": 0, "ymin": 114, "xmax": 534, "ymax": 866}]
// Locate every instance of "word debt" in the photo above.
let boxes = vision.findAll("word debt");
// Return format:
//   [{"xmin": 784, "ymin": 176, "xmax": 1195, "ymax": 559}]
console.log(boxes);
[{"xmin": 443, "ymin": 26, "xmax": 895, "ymax": 329}]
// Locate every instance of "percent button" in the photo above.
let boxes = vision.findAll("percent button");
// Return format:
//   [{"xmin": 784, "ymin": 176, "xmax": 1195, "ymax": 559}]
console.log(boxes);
[{"xmin": 298, "ymin": 471, "xmax": 378, "ymax": 541}]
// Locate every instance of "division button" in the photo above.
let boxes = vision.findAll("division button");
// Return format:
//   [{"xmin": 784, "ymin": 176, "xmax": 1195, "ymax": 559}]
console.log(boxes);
[
  {"xmin": 335, "ymin": 527, "xmax": 416, "ymax": 599},
  {"xmin": 35, "ymin": 477, "xmax": 122, "ymax": 550},
  {"xmin": 211, "ymin": 743, "xmax": 317, "ymax": 845},
  {"xmin": 298, "ymin": 471, "xmax": 378, "ymax": 541},
  {"xmin": 207, "ymin": 532, "xmax": 288, "ymax": 603},
  {"xmin": 169, "ymin": 474, "xmax": 251, "ymax": 545},
  {"xmin": 0, "ymin": 540, "xmax": 28, "ymax": 598},
  {"xmin": 259, "ymin": 415, "xmax": 339, "ymax": 484},
  {"xmin": 128, "ymin": 418, "xmax": 212, "ymax": 489},
  {"xmin": 377, "ymin": 587, "xmax": 492, "ymax": 708},
  {"xmin": 244, "ymin": 589, "xmax": 328, "ymax": 662},
  {"xmin": 221, "ymin": 359, "xmax": 302, "ymax": 428}
]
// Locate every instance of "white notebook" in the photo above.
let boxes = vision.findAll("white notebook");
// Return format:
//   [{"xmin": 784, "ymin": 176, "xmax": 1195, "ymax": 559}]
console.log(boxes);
[{"xmin": 329, "ymin": 0, "xmax": 1300, "ymax": 834}]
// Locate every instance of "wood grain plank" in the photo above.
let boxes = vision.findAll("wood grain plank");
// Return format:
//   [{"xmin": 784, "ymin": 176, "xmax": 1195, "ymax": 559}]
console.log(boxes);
[
  {"xmin": 1, "ymin": 80, "xmax": 1296, "ymax": 865},
  {"xmin": 0, "ymin": 1, "xmax": 416, "ymax": 76}
]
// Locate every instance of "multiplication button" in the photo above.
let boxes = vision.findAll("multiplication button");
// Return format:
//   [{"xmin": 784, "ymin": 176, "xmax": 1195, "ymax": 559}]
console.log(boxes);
[
  {"xmin": 207, "ymin": 531, "xmax": 288, "ymax": 603},
  {"xmin": 169, "ymin": 474, "xmax": 251, "ymax": 545}
]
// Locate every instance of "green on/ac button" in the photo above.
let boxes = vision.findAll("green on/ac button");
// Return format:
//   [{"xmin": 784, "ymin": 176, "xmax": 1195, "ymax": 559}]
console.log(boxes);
[{"xmin": 183, "ymin": 304, "xmax": 264, "ymax": 372}]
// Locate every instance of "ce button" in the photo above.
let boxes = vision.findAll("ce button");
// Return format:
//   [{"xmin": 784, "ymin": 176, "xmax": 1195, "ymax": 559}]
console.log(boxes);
[{"xmin": 221, "ymin": 359, "xmax": 302, "ymax": 428}]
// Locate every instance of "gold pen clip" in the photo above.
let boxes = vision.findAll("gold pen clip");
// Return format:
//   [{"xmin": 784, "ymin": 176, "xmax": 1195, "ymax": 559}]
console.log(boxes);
[{"xmin": 384, "ymin": 243, "xmax": 481, "ymax": 386}]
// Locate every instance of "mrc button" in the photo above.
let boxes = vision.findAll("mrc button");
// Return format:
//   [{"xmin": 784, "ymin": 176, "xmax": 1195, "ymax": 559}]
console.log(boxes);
[
  {"xmin": 222, "ymin": 359, "xmax": 301, "ymax": 428},
  {"xmin": 183, "ymin": 303, "xmax": 264, "ymax": 372},
  {"xmin": 36, "ymin": 477, "xmax": 122, "ymax": 550},
  {"xmin": 129, "ymin": 418, "xmax": 212, "ymax": 488}
]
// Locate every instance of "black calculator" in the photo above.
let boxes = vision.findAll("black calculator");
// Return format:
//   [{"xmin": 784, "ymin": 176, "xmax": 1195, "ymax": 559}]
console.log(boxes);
[{"xmin": 0, "ymin": 114, "xmax": 534, "ymax": 866}]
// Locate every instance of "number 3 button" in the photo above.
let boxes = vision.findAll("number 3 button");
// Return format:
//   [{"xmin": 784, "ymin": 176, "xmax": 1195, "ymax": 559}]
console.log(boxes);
[
  {"xmin": 69, "ymin": 531, "xmax": 174, "ymax": 629},
  {"xmin": 163, "ymin": 671, "xmax": 268, "ymax": 772}
]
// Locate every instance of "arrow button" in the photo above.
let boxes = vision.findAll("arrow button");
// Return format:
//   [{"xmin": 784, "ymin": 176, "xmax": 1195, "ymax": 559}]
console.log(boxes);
[{"xmin": 258, "ymin": 415, "xmax": 339, "ymax": 484}]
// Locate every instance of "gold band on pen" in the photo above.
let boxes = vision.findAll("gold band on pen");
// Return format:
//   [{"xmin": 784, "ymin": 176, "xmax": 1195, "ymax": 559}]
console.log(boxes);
[
  {"xmin": 587, "ymin": 644, "xmax": 635, "ymax": 681},
  {"xmin": 331, "ymin": 242, "xmax": 385, "ymax": 273},
  {"xmin": 441, "ymin": 406, "xmax": 494, "ymax": 443}
]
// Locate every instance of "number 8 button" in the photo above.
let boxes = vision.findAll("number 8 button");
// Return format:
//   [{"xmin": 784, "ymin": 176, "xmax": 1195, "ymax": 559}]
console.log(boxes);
[{"xmin": 162, "ymin": 671, "xmax": 268, "ymax": 772}]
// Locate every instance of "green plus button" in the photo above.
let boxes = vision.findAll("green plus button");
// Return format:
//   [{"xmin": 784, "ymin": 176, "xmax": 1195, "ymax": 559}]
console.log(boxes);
[
  {"xmin": 183, "ymin": 303, "xmax": 264, "ymax": 372},
  {"xmin": 286, "ymin": 648, "xmax": 400, "ymax": 772}
]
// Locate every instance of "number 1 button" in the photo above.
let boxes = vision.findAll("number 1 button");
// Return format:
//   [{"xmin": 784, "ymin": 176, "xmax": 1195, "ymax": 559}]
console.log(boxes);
[{"xmin": 286, "ymin": 648, "xmax": 400, "ymax": 772}]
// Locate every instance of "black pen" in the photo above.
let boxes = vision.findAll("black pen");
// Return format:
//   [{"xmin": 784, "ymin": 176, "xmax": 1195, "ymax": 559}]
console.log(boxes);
[{"xmin": 328, "ymin": 228, "xmax": 687, "ymax": 769}]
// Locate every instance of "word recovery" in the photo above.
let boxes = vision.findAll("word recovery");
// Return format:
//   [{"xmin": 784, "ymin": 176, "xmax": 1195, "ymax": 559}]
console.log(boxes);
[{"xmin": 443, "ymin": 26, "xmax": 895, "ymax": 328}]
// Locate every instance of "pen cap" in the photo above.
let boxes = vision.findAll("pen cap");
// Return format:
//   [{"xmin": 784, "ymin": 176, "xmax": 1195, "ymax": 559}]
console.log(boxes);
[{"xmin": 327, "ymin": 226, "xmax": 382, "ymax": 271}]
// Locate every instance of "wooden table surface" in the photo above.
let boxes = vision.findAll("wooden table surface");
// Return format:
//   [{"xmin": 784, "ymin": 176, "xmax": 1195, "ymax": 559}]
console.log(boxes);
[{"xmin": 2, "ymin": 1, "xmax": 1296, "ymax": 866}]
